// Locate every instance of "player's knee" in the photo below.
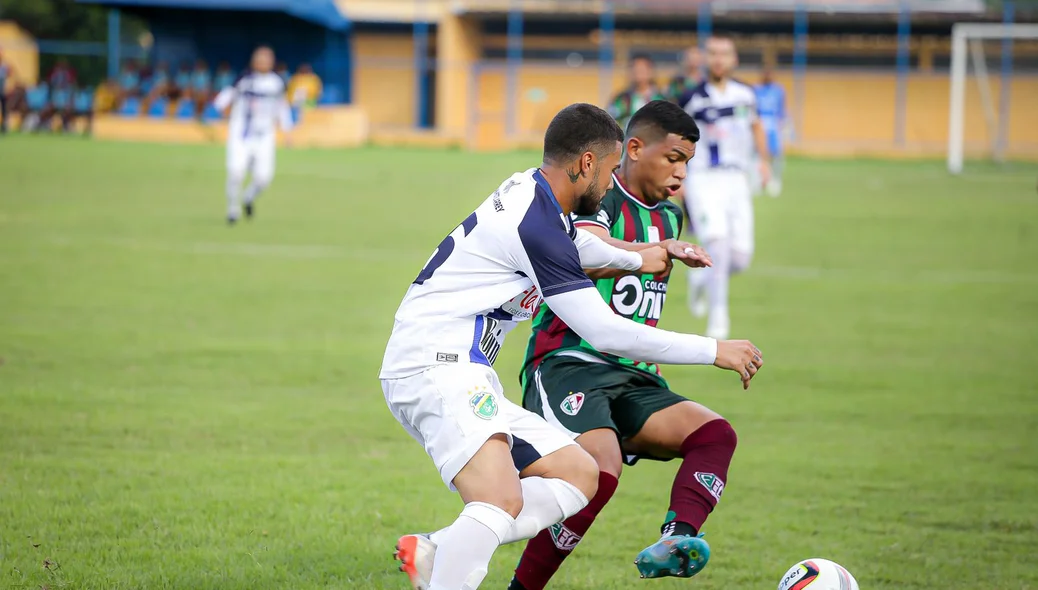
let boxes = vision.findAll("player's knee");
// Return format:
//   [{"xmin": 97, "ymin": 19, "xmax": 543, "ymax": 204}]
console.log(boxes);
[
  {"xmin": 253, "ymin": 172, "xmax": 273, "ymax": 189},
  {"xmin": 701, "ymin": 418, "xmax": 738, "ymax": 451},
  {"xmin": 563, "ymin": 446, "xmax": 600, "ymax": 503},
  {"xmin": 494, "ymin": 488, "xmax": 525, "ymax": 519},
  {"xmin": 731, "ymin": 251, "xmax": 753, "ymax": 274}
]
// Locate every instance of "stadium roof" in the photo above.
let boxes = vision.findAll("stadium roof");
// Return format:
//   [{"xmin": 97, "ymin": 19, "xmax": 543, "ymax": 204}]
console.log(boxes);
[{"xmin": 78, "ymin": 0, "xmax": 351, "ymax": 30}]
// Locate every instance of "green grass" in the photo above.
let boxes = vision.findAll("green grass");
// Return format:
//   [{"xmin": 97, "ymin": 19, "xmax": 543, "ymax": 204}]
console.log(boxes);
[{"xmin": 1, "ymin": 136, "xmax": 1036, "ymax": 589}]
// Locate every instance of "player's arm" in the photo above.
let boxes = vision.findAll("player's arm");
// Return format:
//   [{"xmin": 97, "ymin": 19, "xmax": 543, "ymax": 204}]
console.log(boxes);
[
  {"xmin": 577, "ymin": 225, "xmax": 711, "ymax": 279},
  {"xmin": 515, "ymin": 221, "xmax": 762, "ymax": 388},
  {"xmin": 574, "ymin": 225, "xmax": 666, "ymax": 280},
  {"xmin": 212, "ymin": 86, "xmax": 235, "ymax": 113},
  {"xmin": 749, "ymin": 95, "xmax": 772, "ymax": 185}
]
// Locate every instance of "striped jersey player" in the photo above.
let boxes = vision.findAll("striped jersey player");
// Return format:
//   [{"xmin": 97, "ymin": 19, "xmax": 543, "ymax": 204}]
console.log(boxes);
[
  {"xmin": 678, "ymin": 33, "xmax": 771, "ymax": 341},
  {"xmin": 213, "ymin": 46, "xmax": 293, "ymax": 224},
  {"xmin": 379, "ymin": 103, "xmax": 763, "ymax": 590}
]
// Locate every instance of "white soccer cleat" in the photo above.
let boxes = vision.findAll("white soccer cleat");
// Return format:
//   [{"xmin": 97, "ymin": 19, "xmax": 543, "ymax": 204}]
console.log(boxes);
[
  {"xmin": 395, "ymin": 534, "xmax": 436, "ymax": 590},
  {"xmin": 705, "ymin": 317, "xmax": 730, "ymax": 341},
  {"xmin": 766, "ymin": 179, "xmax": 782, "ymax": 198}
]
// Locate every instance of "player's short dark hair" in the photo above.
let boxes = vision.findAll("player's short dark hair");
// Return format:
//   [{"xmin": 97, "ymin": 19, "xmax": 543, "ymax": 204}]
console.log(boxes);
[
  {"xmin": 630, "ymin": 53, "xmax": 655, "ymax": 66},
  {"xmin": 626, "ymin": 100, "xmax": 700, "ymax": 145},
  {"xmin": 543, "ymin": 103, "xmax": 624, "ymax": 164}
]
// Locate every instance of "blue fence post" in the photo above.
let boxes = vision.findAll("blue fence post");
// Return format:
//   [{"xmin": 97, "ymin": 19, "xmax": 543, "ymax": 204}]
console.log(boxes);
[
  {"xmin": 107, "ymin": 8, "xmax": 121, "ymax": 80},
  {"xmin": 894, "ymin": 1, "xmax": 911, "ymax": 146},
  {"xmin": 342, "ymin": 31, "xmax": 353, "ymax": 104},
  {"xmin": 792, "ymin": 4, "xmax": 808, "ymax": 145},
  {"xmin": 996, "ymin": 0, "xmax": 1015, "ymax": 160},
  {"xmin": 414, "ymin": 17, "xmax": 431, "ymax": 128},
  {"xmin": 506, "ymin": 0, "xmax": 523, "ymax": 137},
  {"xmin": 598, "ymin": 0, "xmax": 615, "ymax": 107}
]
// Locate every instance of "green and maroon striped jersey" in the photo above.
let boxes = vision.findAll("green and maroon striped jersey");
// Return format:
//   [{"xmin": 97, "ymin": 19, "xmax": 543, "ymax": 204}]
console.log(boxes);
[{"xmin": 521, "ymin": 174, "xmax": 684, "ymax": 388}]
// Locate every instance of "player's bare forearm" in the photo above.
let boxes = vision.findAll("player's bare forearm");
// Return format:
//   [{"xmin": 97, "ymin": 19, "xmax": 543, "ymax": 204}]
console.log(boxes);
[{"xmin": 752, "ymin": 119, "xmax": 771, "ymax": 161}]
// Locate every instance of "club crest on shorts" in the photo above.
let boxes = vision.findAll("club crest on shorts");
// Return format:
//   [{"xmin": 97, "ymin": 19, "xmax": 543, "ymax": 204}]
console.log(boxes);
[
  {"xmin": 559, "ymin": 392, "xmax": 585, "ymax": 416},
  {"xmin": 548, "ymin": 522, "xmax": 582, "ymax": 552},
  {"xmin": 469, "ymin": 389, "xmax": 498, "ymax": 420},
  {"xmin": 694, "ymin": 472, "xmax": 725, "ymax": 501}
]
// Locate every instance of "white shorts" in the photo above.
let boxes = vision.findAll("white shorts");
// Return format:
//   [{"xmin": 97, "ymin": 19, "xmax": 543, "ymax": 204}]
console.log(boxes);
[
  {"xmin": 686, "ymin": 168, "xmax": 755, "ymax": 256},
  {"xmin": 382, "ymin": 363, "xmax": 576, "ymax": 491},
  {"xmin": 227, "ymin": 134, "xmax": 276, "ymax": 181}
]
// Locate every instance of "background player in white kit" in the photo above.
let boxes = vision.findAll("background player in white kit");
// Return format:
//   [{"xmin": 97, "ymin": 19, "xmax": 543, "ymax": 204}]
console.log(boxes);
[
  {"xmin": 379, "ymin": 103, "xmax": 764, "ymax": 590},
  {"xmin": 213, "ymin": 46, "xmax": 293, "ymax": 225},
  {"xmin": 679, "ymin": 33, "xmax": 771, "ymax": 340}
]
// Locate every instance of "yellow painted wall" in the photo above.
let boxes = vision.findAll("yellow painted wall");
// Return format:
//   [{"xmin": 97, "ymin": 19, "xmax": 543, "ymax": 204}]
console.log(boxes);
[
  {"xmin": 352, "ymin": 32, "xmax": 415, "ymax": 128},
  {"xmin": 460, "ymin": 62, "xmax": 1038, "ymax": 155},
  {"xmin": 0, "ymin": 20, "xmax": 39, "ymax": 89}
]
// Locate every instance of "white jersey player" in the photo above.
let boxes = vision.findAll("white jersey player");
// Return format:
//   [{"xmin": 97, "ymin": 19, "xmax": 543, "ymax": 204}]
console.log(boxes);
[
  {"xmin": 379, "ymin": 103, "xmax": 764, "ymax": 590},
  {"xmin": 213, "ymin": 46, "xmax": 293, "ymax": 224},
  {"xmin": 679, "ymin": 33, "xmax": 771, "ymax": 340}
]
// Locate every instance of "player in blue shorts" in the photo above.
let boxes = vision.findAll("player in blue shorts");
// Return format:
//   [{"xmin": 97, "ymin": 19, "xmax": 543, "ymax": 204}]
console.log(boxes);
[{"xmin": 755, "ymin": 67, "xmax": 786, "ymax": 197}]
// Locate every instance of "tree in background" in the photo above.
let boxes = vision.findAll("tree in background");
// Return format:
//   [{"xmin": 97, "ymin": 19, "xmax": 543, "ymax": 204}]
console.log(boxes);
[{"xmin": 0, "ymin": 0, "xmax": 147, "ymax": 86}]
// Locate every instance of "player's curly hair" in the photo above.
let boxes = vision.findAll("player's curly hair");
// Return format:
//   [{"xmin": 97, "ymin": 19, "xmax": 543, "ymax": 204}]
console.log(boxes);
[
  {"xmin": 626, "ymin": 100, "xmax": 700, "ymax": 144},
  {"xmin": 543, "ymin": 103, "xmax": 624, "ymax": 164}
]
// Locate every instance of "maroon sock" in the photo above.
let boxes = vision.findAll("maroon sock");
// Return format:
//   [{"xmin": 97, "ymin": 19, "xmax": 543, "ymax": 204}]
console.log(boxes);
[
  {"xmin": 511, "ymin": 471, "xmax": 620, "ymax": 590},
  {"xmin": 663, "ymin": 419, "xmax": 738, "ymax": 536}
]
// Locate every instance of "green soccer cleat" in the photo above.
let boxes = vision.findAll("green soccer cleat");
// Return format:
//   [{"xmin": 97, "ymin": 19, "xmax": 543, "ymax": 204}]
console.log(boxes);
[{"xmin": 634, "ymin": 533, "xmax": 710, "ymax": 579}]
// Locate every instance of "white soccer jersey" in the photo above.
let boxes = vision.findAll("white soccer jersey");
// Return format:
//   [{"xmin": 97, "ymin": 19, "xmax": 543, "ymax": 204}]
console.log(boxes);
[
  {"xmin": 379, "ymin": 168, "xmax": 596, "ymax": 380},
  {"xmin": 680, "ymin": 79, "xmax": 758, "ymax": 172},
  {"xmin": 214, "ymin": 70, "xmax": 293, "ymax": 141}
]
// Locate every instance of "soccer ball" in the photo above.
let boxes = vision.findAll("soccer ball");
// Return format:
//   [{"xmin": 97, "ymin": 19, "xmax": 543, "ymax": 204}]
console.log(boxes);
[{"xmin": 778, "ymin": 558, "xmax": 859, "ymax": 590}]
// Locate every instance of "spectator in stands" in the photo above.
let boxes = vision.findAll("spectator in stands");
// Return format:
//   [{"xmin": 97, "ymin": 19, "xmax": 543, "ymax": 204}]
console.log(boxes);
[
  {"xmin": 607, "ymin": 53, "xmax": 667, "ymax": 131},
  {"xmin": 287, "ymin": 63, "xmax": 322, "ymax": 108},
  {"xmin": 67, "ymin": 88, "xmax": 94, "ymax": 135},
  {"xmin": 146, "ymin": 60, "xmax": 172, "ymax": 103},
  {"xmin": 48, "ymin": 58, "xmax": 78, "ymax": 90},
  {"xmin": 191, "ymin": 59, "xmax": 213, "ymax": 116},
  {"xmin": 172, "ymin": 62, "xmax": 192, "ymax": 102},
  {"xmin": 0, "ymin": 49, "xmax": 17, "ymax": 134},
  {"xmin": 668, "ymin": 46, "xmax": 703, "ymax": 104},
  {"xmin": 117, "ymin": 60, "xmax": 142, "ymax": 104},
  {"xmin": 275, "ymin": 61, "xmax": 290, "ymax": 83},
  {"xmin": 214, "ymin": 61, "xmax": 236, "ymax": 92},
  {"xmin": 93, "ymin": 79, "xmax": 120, "ymax": 113},
  {"xmin": 38, "ymin": 84, "xmax": 73, "ymax": 132}
]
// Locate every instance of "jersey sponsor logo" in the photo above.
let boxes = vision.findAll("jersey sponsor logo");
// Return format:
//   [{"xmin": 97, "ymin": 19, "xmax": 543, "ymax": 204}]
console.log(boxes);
[
  {"xmin": 478, "ymin": 316, "xmax": 506, "ymax": 365},
  {"xmin": 611, "ymin": 275, "xmax": 667, "ymax": 320},
  {"xmin": 436, "ymin": 352, "xmax": 459, "ymax": 363},
  {"xmin": 559, "ymin": 392, "xmax": 585, "ymax": 416},
  {"xmin": 469, "ymin": 388, "xmax": 499, "ymax": 420},
  {"xmin": 694, "ymin": 472, "xmax": 725, "ymax": 501},
  {"xmin": 498, "ymin": 286, "xmax": 542, "ymax": 321},
  {"xmin": 647, "ymin": 226, "xmax": 661, "ymax": 243},
  {"xmin": 548, "ymin": 522, "xmax": 582, "ymax": 552}
]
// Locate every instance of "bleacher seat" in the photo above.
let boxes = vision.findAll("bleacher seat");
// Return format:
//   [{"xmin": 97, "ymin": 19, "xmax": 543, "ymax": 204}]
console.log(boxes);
[
  {"xmin": 120, "ymin": 96, "xmax": 142, "ymax": 116},
  {"xmin": 26, "ymin": 86, "xmax": 50, "ymax": 112},
  {"xmin": 175, "ymin": 99, "xmax": 196, "ymax": 119},
  {"xmin": 319, "ymin": 84, "xmax": 343, "ymax": 105},
  {"xmin": 202, "ymin": 102, "xmax": 222, "ymax": 121},
  {"xmin": 147, "ymin": 97, "xmax": 169, "ymax": 118}
]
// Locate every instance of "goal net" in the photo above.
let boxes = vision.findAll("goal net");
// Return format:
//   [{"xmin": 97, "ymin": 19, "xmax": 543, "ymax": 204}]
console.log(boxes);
[{"xmin": 947, "ymin": 22, "xmax": 1038, "ymax": 174}]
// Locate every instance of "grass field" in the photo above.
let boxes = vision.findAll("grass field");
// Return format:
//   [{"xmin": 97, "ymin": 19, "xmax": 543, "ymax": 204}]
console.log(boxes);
[{"xmin": 1, "ymin": 136, "xmax": 1036, "ymax": 590}]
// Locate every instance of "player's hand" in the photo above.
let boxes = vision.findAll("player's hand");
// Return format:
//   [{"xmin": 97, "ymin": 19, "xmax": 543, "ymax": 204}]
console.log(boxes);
[
  {"xmin": 758, "ymin": 159, "xmax": 772, "ymax": 189},
  {"xmin": 713, "ymin": 340, "xmax": 763, "ymax": 390},
  {"xmin": 661, "ymin": 239, "xmax": 712, "ymax": 268},
  {"xmin": 638, "ymin": 246, "xmax": 672, "ymax": 278}
]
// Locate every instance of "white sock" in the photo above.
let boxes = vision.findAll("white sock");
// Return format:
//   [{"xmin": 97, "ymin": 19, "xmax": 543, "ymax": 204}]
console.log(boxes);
[
  {"xmin": 226, "ymin": 174, "xmax": 244, "ymax": 218},
  {"xmin": 429, "ymin": 502, "xmax": 514, "ymax": 590},
  {"xmin": 500, "ymin": 477, "xmax": 589, "ymax": 545},
  {"xmin": 705, "ymin": 239, "xmax": 731, "ymax": 339},
  {"xmin": 243, "ymin": 179, "xmax": 268, "ymax": 206}
]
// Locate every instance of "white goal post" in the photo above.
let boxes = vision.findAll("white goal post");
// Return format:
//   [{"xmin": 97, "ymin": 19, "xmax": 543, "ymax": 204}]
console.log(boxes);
[{"xmin": 948, "ymin": 23, "xmax": 1038, "ymax": 174}]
